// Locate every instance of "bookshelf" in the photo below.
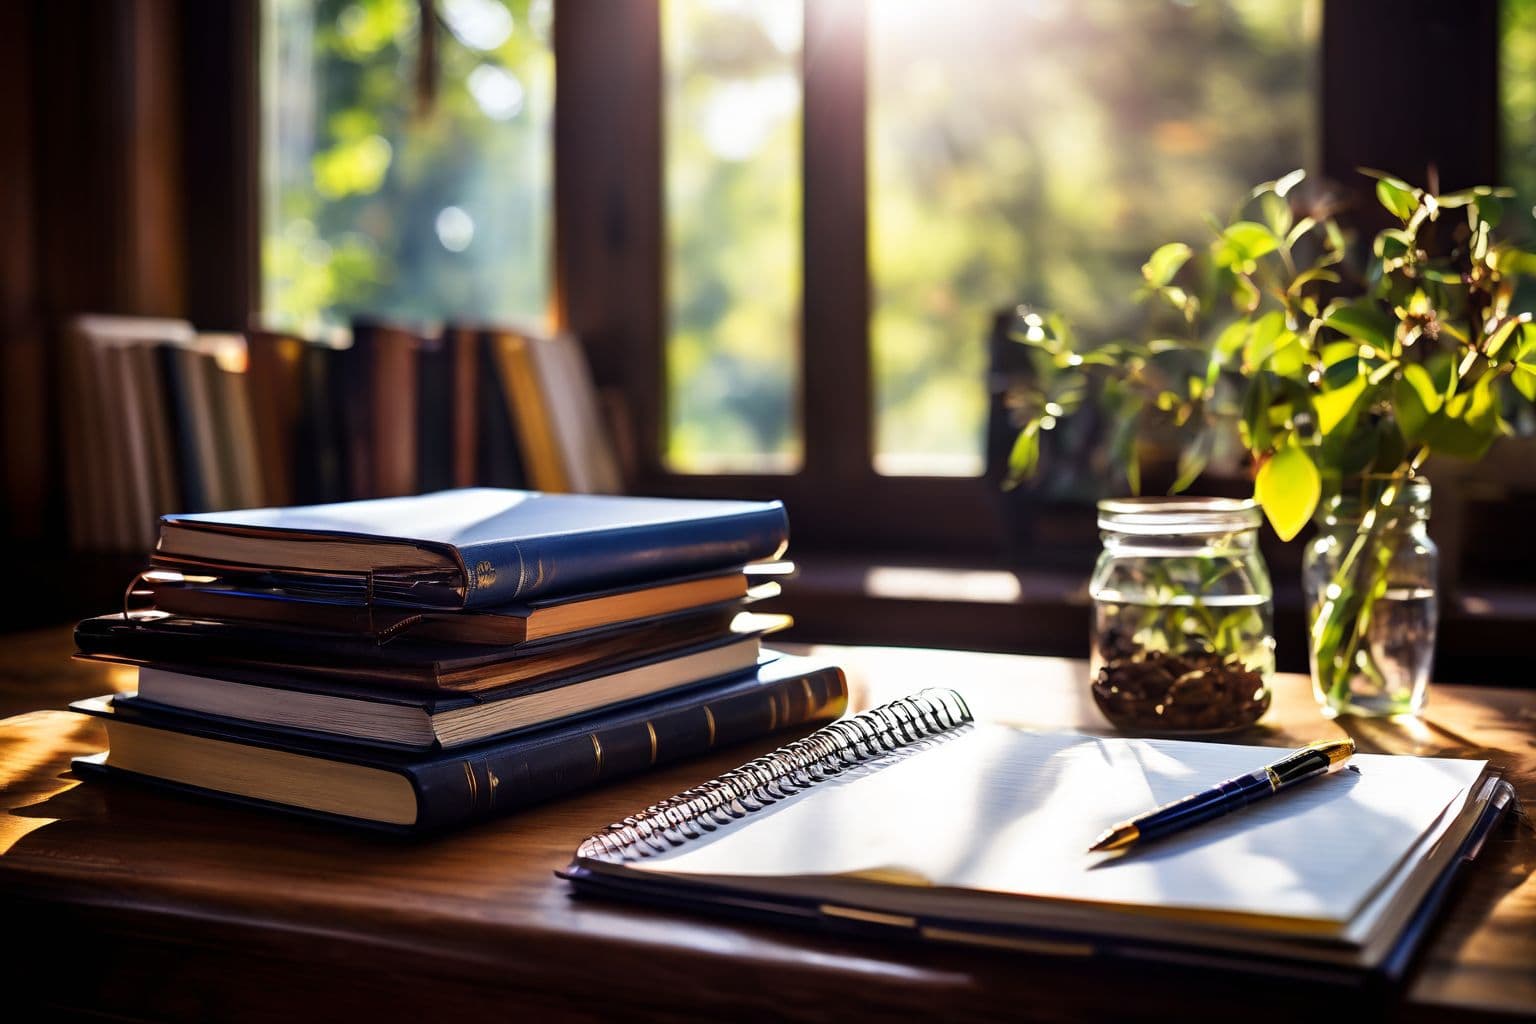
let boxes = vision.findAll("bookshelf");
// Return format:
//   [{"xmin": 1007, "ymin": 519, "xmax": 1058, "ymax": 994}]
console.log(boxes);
[{"xmin": 59, "ymin": 315, "xmax": 626, "ymax": 555}]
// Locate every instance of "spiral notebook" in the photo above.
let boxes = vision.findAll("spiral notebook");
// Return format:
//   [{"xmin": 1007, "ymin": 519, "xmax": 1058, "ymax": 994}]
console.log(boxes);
[{"xmin": 563, "ymin": 690, "xmax": 1514, "ymax": 984}]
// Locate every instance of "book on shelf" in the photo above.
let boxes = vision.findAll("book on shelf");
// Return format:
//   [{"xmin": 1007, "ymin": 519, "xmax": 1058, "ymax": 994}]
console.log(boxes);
[
  {"xmin": 149, "ymin": 487, "xmax": 790, "ymax": 609},
  {"xmin": 71, "ymin": 653, "xmax": 849, "ymax": 834},
  {"xmin": 565, "ymin": 690, "xmax": 1515, "ymax": 985},
  {"xmin": 63, "ymin": 315, "xmax": 196, "ymax": 550},
  {"xmin": 490, "ymin": 328, "xmax": 570, "ymax": 493},
  {"xmin": 245, "ymin": 329, "xmax": 310, "ymax": 507},
  {"xmin": 462, "ymin": 324, "xmax": 529, "ymax": 490},
  {"xmin": 141, "ymin": 568, "xmax": 755, "ymax": 644},
  {"xmin": 75, "ymin": 606, "xmax": 783, "ymax": 694}
]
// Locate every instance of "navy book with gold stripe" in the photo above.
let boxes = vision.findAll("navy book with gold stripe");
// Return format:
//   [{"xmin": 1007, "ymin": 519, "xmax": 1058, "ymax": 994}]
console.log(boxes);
[
  {"xmin": 70, "ymin": 653, "xmax": 848, "ymax": 835},
  {"xmin": 151, "ymin": 488, "xmax": 789, "ymax": 609}
]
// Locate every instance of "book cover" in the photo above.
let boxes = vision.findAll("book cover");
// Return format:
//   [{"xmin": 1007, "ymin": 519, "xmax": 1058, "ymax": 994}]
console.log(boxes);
[
  {"xmin": 74, "ymin": 606, "xmax": 771, "ymax": 694},
  {"xmin": 155, "ymin": 488, "xmax": 790, "ymax": 608},
  {"xmin": 71, "ymin": 654, "xmax": 849, "ymax": 834}
]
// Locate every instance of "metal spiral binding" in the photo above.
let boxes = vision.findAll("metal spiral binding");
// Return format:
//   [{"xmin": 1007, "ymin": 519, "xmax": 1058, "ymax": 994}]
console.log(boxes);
[{"xmin": 576, "ymin": 688, "xmax": 974, "ymax": 862}]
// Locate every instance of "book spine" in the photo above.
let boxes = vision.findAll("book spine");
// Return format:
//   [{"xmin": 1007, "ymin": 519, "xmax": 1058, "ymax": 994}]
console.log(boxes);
[
  {"xmin": 408, "ymin": 665, "xmax": 848, "ymax": 833},
  {"xmin": 456, "ymin": 503, "xmax": 789, "ymax": 608}
]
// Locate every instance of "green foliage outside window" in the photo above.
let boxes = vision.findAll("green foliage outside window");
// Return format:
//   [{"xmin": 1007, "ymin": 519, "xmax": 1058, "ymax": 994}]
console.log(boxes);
[{"xmin": 262, "ymin": 0, "xmax": 552, "ymax": 334}]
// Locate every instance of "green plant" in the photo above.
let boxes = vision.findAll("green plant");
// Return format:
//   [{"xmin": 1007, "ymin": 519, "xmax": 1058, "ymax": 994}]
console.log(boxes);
[{"xmin": 1008, "ymin": 168, "xmax": 1536, "ymax": 705}]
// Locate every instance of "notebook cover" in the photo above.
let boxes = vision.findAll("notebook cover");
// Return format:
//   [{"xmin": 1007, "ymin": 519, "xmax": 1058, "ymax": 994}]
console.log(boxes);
[
  {"xmin": 156, "ymin": 488, "xmax": 789, "ymax": 608},
  {"xmin": 71, "ymin": 654, "xmax": 849, "ymax": 835}
]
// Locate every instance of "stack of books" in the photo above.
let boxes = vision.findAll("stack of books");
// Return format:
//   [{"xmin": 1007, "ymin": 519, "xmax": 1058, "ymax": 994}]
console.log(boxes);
[{"xmin": 72, "ymin": 488, "xmax": 847, "ymax": 833}]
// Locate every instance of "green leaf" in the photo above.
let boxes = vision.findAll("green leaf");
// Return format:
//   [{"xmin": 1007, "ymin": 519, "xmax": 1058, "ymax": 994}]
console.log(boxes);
[
  {"xmin": 1172, "ymin": 432, "xmax": 1212, "ymax": 494},
  {"xmin": 1261, "ymin": 192, "xmax": 1293, "ymax": 237},
  {"xmin": 1421, "ymin": 373, "xmax": 1501, "ymax": 459},
  {"xmin": 1006, "ymin": 421, "xmax": 1042, "ymax": 482},
  {"xmin": 1375, "ymin": 178, "xmax": 1418, "ymax": 221},
  {"xmin": 1231, "ymin": 274, "xmax": 1260, "ymax": 313},
  {"xmin": 1373, "ymin": 228, "xmax": 1414, "ymax": 262},
  {"xmin": 1270, "ymin": 335, "xmax": 1306, "ymax": 378},
  {"xmin": 1314, "ymin": 375, "xmax": 1367, "ymax": 437},
  {"xmin": 1514, "ymin": 366, "xmax": 1536, "ymax": 403},
  {"xmin": 1223, "ymin": 221, "xmax": 1279, "ymax": 262},
  {"xmin": 1473, "ymin": 193, "xmax": 1504, "ymax": 230},
  {"xmin": 1394, "ymin": 363, "xmax": 1442, "ymax": 441},
  {"xmin": 1256, "ymin": 443, "xmax": 1321, "ymax": 541},
  {"xmin": 1241, "ymin": 375, "xmax": 1273, "ymax": 452},
  {"xmin": 1322, "ymin": 300, "xmax": 1394, "ymax": 348},
  {"xmin": 1213, "ymin": 319, "xmax": 1250, "ymax": 362},
  {"xmin": 1322, "ymin": 355, "xmax": 1360, "ymax": 390},
  {"xmin": 1242, "ymin": 311, "xmax": 1287, "ymax": 371},
  {"xmin": 1142, "ymin": 243, "xmax": 1193, "ymax": 288}
]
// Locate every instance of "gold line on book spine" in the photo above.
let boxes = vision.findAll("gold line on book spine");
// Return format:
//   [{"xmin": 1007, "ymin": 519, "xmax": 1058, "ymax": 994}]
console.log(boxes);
[
  {"xmin": 646, "ymin": 722, "xmax": 659, "ymax": 765},
  {"xmin": 462, "ymin": 761, "xmax": 479, "ymax": 806},
  {"xmin": 704, "ymin": 706, "xmax": 717, "ymax": 747},
  {"xmin": 590, "ymin": 733, "xmax": 604, "ymax": 776}
]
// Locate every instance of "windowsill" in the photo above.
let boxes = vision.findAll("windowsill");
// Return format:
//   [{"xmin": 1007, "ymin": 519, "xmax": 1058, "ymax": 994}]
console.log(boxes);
[{"xmin": 765, "ymin": 550, "xmax": 1536, "ymax": 688}]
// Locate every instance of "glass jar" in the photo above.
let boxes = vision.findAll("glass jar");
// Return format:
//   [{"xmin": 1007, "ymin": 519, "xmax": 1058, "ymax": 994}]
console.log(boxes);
[
  {"xmin": 1303, "ymin": 476, "xmax": 1438, "ymax": 718},
  {"xmin": 1088, "ymin": 498, "xmax": 1275, "ymax": 733}
]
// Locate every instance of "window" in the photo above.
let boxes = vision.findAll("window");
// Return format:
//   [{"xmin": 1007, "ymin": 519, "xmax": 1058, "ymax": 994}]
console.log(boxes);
[
  {"xmin": 262, "ymin": 0, "xmax": 553, "ymax": 333},
  {"xmin": 663, "ymin": 0, "xmax": 804, "ymax": 473},
  {"xmin": 254, "ymin": 1, "xmax": 1518, "ymax": 559},
  {"xmin": 868, "ymin": 0, "xmax": 1319, "ymax": 476},
  {"xmin": 1504, "ymin": 0, "xmax": 1536, "ymax": 231}
]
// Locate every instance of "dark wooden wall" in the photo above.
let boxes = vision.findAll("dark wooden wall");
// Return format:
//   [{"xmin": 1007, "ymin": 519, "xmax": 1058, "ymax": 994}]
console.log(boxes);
[{"xmin": 0, "ymin": 0, "xmax": 256, "ymax": 550}]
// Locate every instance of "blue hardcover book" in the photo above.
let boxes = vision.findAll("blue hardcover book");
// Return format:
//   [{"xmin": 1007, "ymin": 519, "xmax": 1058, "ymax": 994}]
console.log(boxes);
[
  {"xmin": 70, "ymin": 654, "xmax": 848, "ymax": 835},
  {"xmin": 151, "ymin": 488, "xmax": 789, "ymax": 609}
]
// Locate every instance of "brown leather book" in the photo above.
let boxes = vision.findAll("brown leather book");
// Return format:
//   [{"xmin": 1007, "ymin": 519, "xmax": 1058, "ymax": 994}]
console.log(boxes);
[{"xmin": 246, "ymin": 329, "xmax": 311, "ymax": 507}]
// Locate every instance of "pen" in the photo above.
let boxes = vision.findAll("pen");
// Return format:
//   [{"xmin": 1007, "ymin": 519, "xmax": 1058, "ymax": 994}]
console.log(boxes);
[{"xmin": 1088, "ymin": 738, "xmax": 1356, "ymax": 853}]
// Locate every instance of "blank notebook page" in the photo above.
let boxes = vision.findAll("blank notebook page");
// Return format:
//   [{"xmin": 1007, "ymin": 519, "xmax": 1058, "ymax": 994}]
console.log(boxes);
[{"xmin": 635, "ymin": 726, "xmax": 1486, "ymax": 926}]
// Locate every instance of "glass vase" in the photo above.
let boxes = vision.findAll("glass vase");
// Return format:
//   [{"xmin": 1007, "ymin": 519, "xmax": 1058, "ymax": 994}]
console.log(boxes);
[
  {"xmin": 1302, "ymin": 476, "xmax": 1438, "ymax": 718},
  {"xmin": 1088, "ymin": 498, "xmax": 1274, "ymax": 733}
]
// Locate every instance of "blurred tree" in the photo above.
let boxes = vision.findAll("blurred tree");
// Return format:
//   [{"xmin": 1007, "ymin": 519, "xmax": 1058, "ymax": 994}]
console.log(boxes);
[{"xmin": 263, "ymin": 0, "xmax": 553, "ymax": 334}]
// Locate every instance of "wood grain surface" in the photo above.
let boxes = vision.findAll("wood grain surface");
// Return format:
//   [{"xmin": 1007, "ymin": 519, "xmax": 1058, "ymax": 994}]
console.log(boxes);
[{"xmin": 0, "ymin": 627, "xmax": 1531, "ymax": 1022}]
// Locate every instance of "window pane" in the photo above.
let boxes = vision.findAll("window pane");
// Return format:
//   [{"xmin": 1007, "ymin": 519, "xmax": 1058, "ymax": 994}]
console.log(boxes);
[
  {"xmin": 664, "ymin": 0, "xmax": 803, "ymax": 474},
  {"xmin": 1505, "ymin": 0, "xmax": 1536, "ymax": 222},
  {"xmin": 262, "ymin": 0, "xmax": 553, "ymax": 332},
  {"xmin": 869, "ymin": 0, "xmax": 1320, "ymax": 476}
]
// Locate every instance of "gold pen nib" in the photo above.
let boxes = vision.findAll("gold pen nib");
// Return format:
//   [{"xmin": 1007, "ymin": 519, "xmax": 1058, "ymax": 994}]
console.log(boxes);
[{"xmin": 1088, "ymin": 823, "xmax": 1140, "ymax": 853}]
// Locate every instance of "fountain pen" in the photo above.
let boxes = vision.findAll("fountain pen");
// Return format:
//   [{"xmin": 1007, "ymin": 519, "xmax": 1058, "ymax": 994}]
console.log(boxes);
[{"xmin": 1088, "ymin": 738, "xmax": 1356, "ymax": 853}]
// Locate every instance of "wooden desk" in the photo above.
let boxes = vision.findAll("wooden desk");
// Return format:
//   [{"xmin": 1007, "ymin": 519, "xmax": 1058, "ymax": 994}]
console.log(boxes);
[{"xmin": 0, "ymin": 627, "xmax": 1532, "ymax": 1021}]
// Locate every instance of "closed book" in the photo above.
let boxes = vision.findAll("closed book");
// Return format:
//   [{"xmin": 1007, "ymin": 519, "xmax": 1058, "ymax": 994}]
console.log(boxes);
[
  {"xmin": 145, "ymin": 569, "xmax": 751, "ymax": 645},
  {"xmin": 491, "ymin": 329, "xmax": 569, "ymax": 492},
  {"xmin": 129, "ymin": 633, "xmax": 767, "ymax": 749},
  {"xmin": 70, "ymin": 654, "xmax": 849, "ymax": 834},
  {"xmin": 151, "ymin": 488, "xmax": 790, "ymax": 609},
  {"xmin": 74, "ymin": 607, "xmax": 779, "ymax": 695},
  {"xmin": 468, "ymin": 325, "xmax": 528, "ymax": 488},
  {"xmin": 345, "ymin": 319, "xmax": 425, "ymax": 500},
  {"xmin": 245, "ymin": 329, "xmax": 310, "ymax": 507},
  {"xmin": 415, "ymin": 332, "xmax": 454, "ymax": 493}
]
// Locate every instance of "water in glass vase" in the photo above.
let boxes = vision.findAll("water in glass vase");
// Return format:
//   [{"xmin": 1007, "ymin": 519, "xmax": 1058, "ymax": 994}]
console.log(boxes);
[
  {"xmin": 1310, "ymin": 585, "xmax": 1438, "ymax": 717},
  {"xmin": 1090, "ymin": 592, "xmax": 1275, "ymax": 734}
]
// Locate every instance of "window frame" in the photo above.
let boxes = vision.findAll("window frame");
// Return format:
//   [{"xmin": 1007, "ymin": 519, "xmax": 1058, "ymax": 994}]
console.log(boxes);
[
  {"xmin": 231, "ymin": 0, "xmax": 1502, "ymax": 560},
  {"xmin": 554, "ymin": 0, "xmax": 1503, "ymax": 562}
]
